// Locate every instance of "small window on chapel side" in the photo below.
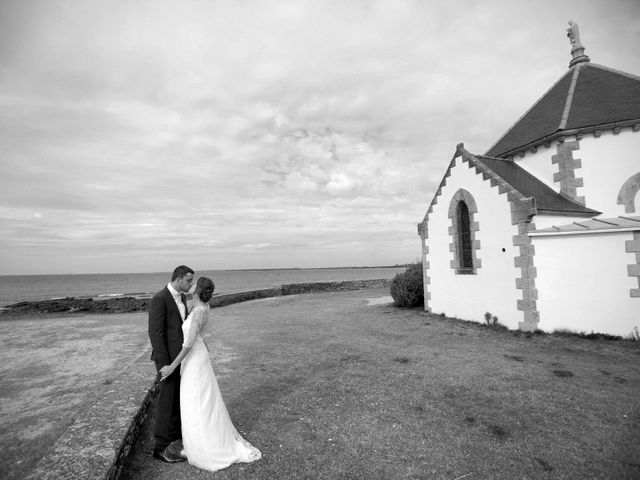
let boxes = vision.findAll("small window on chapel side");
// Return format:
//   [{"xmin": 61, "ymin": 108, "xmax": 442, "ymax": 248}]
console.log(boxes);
[{"xmin": 457, "ymin": 201, "xmax": 474, "ymax": 272}]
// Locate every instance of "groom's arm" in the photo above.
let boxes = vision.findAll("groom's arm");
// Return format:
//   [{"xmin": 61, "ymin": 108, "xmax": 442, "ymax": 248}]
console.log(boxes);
[{"xmin": 148, "ymin": 294, "xmax": 170, "ymax": 367}]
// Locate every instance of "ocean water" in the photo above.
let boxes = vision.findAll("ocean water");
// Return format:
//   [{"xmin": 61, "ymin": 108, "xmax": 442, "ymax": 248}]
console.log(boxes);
[{"xmin": 0, "ymin": 267, "xmax": 407, "ymax": 307}]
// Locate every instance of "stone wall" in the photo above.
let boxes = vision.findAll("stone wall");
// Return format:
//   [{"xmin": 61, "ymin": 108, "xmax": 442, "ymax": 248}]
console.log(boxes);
[{"xmin": 282, "ymin": 279, "xmax": 390, "ymax": 295}]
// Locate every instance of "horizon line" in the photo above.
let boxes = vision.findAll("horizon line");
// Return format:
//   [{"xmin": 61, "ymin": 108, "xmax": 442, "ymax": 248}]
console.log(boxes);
[{"xmin": 0, "ymin": 264, "xmax": 415, "ymax": 277}]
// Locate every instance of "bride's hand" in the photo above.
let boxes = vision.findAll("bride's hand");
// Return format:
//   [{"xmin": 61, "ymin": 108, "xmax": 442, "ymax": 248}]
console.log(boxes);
[{"xmin": 160, "ymin": 365, "xmax": 173, "ymax": 380}]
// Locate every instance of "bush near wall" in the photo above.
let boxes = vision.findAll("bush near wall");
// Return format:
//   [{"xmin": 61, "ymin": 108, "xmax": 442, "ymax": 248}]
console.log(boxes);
[{"xmin": 390, "ymin": 263, "xmax": 424, "ymax": 308}]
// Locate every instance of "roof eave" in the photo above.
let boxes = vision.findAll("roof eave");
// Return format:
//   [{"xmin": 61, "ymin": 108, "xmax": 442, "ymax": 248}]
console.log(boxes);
[
  {"xmin": 495, "ymin": 118, "xmax": 640, "ymax": 159},
  {"xmin": 530, "ymin": 226, "xmax": 640, "ymax": 237},
  {"xmin": 536, "ymin": 208, "xmax": 600, "ymax": 217}
]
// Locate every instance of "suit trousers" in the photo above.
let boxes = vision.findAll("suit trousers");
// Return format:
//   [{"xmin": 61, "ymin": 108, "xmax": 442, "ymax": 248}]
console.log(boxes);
[{"xmin": 154, "ymin": 366, "xmax": 182, "ymax": 452}]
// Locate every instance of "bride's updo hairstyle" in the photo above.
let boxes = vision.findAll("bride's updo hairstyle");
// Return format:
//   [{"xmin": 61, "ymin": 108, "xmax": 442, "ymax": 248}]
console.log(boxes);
[{"xmin": 195, "ymin": 277, "xmax": 215, "ymax": 302}]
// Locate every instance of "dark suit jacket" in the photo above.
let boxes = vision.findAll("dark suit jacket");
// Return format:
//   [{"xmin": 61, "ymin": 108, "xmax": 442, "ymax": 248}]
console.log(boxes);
[{"xmin": 148, "ymin": 286, "xmax": 186, "ymax": 367}]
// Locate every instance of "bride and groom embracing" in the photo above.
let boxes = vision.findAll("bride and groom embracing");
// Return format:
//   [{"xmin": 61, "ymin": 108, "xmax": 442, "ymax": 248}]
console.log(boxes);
[{"xmin": 148, "ymin": 265, "xmax": 261, "ymax": 472}]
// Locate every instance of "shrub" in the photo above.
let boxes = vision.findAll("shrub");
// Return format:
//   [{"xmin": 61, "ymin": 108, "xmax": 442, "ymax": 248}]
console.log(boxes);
[
  {"xmin": 483, "ymin": 311, "xmax": 501, "ymax": 327},
  {"xmin": 480, "ymin": 311, "xmax": 508, "ymax": 331},
  {"xmin": 390, "ymin": 262, "xmax": 424, "ymax": 308},
  {"xmin": 552, "ymin": 328, "xmax": 577, "ymax": 337}
]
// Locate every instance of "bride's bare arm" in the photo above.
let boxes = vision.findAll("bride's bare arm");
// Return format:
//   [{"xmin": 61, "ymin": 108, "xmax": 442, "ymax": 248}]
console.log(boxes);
[{"xmin": 159, "ymin": 306, "xmax": 205, "ymax": 380}]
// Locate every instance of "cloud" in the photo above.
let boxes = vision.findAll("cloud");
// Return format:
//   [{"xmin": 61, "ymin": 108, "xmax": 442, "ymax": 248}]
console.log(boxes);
[{"xmin": 0, "ymin": 0, "xmax": 639, "ymax": 273}]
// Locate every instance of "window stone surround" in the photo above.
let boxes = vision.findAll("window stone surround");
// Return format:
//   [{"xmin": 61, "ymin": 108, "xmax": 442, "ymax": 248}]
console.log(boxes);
[
  {"xmin": 618, "ymin": 172, "xmax": 640, "ymax": 214},
  {"xmin": 447, "ymin": 189, "xmax": 481, "ymax": 274}
]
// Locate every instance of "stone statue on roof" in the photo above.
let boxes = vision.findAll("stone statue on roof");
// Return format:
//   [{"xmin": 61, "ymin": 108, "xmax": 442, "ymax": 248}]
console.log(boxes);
[
  {"xmin": 566, "ymin": 20, "xmax": 583, "ymax": 50},
  {"xmin": 566, "ymin": 20, "xmax": 590, "ymax": 67}
]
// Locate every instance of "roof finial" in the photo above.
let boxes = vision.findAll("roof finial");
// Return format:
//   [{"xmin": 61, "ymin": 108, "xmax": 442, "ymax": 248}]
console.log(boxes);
[{"xmin": 566, "ymin": 20, "xmax": 590, "ymax": 68}]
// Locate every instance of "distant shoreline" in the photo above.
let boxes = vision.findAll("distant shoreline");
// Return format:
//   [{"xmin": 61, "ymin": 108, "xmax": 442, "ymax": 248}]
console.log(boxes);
[
  {"xmin": 222, "ymin": 264, "xmax": 412, "ymax": 272},
  {"xmin": 0, "ymin": 279, "xmax": 392, "ymax": 320},
  {"xmin": 0, "ymin": 266, "xmax": 409, "ymax": 307}
]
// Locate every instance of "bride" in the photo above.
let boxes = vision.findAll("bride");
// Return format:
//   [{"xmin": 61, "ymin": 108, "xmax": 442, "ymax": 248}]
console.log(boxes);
[{"xmin": 160, "ymin": 277, "xmax": 261, "ymax": 472}]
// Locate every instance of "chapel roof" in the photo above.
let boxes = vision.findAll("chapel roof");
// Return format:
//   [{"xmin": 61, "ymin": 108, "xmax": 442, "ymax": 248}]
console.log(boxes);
[
  {"xmin": 485, "ymin": 57, "xmax": 640, "ymax": 158},
  {"xmin": 475, "ymin": 154, "xmax": 600, "ymax": 216}
]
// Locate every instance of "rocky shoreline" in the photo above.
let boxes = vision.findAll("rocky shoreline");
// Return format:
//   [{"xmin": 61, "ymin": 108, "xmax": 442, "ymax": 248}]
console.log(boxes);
[
  {"xmin": 0, "ymin": 279, "xmax": 391, "ymax": 319},
  {"xmin": 0, "ymin": 296, "xmax": 151, "ymax": 318}
]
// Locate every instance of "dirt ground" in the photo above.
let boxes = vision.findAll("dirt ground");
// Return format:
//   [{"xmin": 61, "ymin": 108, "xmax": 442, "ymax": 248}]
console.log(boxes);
[{"xmin": 0, "ymin": 312, "xmax": 149, "ymax": 480}]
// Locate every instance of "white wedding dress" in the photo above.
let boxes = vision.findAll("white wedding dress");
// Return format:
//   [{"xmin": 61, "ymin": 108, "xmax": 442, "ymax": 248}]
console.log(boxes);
[{"xmin": 180, "ymin": 303, "xmax": 261, "ymax": 472}]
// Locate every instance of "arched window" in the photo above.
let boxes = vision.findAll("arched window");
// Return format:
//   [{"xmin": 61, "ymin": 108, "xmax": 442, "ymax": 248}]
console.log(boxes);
[
  {"xmin": 617, "ymin": 172, "xmax": 640, "ymax": 214},
  {"xmin": 457, "ymin": 201, "xmax": 473, "ymax": 271},
  {"xmin": 448, "ymin": 189, "xmax": 481, "ymax": 274}
]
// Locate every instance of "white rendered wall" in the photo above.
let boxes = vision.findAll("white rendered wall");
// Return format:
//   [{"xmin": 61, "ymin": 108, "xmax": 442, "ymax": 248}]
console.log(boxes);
[
  {"xmin": 577, "ymin": 130, "xmax": 640, "ymax": 216},
  {"xmin": 515, "ymin": 130, "xmax": 640, "ymax": 217},
  {"xmin": 425, "ymin": 161, "xmax": 522, "ymax": 329},
  {"xmin": 515, "ymin": 145, "xmax": 558, "ymax": 189},
  {"xmin": 533, "ymin": 231, "xmax": 639, "ymax": 336}
]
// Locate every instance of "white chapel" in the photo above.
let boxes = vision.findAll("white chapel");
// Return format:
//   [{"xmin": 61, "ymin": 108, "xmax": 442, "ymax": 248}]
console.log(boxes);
[{"xmin": 418, "ymin": 22, "xmax": 640, "ymax": 336}]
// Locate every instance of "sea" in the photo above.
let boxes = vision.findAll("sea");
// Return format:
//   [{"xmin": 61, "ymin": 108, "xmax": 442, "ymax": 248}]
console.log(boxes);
[{"xmin": 0, "ymin": 267, "xmax": 407, "ymax": 308}]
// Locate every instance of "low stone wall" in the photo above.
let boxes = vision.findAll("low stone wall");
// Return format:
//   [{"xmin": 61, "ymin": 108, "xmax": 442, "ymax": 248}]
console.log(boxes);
[
  {"xmin": 282, "ymin": 279, "xmax": 390, "ymax": 295},
  {"xmin": 24, "ymin": 280, "xmax": 390, "ymax": 479},
  {"xmin": 106, "ymin": 384, "xmax": 158, "ymax": 480},
  {"xmin": 210, "ymin": 279, "xmax": 391, "ymax": 306},
  {"xmin": 209, "ymin": 287, "xmax": 283, "ymax": 307}
]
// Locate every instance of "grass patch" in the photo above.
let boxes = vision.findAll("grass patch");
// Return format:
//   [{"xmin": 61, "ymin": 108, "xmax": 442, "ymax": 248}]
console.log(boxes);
[
  {"xmin": 503, "ymin": 354, "xmax": 525, "ymax": 362},
  {"xmin": 126, "ymin": 289, "xmax": 640, "ymax": 480},
  {"xmin": 534, "ymin": 457, "xmax": 555, "ymax": 472},
  {"xmin": 487, "ymin": 424, "xmax": 509, "ymax": 439},
  {"xmin": 392, "ymin": 356, "xmax": 410, "ymax": 364}
]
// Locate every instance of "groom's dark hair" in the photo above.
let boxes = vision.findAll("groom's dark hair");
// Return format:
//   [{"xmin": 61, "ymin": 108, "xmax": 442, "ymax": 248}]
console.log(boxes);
[{"xmin": 171, "ymin": 265, "xmax": 194, "ymax": 281}]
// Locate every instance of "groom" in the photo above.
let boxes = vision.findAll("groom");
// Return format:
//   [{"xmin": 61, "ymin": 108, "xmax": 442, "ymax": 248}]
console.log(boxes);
[{"xmin": 148, "ymin": 265, "xmax": 194, "ymax": 463}]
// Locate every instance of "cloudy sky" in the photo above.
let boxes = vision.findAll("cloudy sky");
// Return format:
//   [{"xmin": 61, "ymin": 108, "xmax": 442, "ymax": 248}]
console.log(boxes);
[{"xmin": 1, "ymin": 0, "xmax": 639, "ymax": 275}]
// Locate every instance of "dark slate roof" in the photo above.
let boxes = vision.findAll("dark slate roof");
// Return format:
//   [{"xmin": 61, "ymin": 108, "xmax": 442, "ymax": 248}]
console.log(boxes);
[
  {"xmin": 486, "ymin": 63, "xmax": 640, "ymax": 157},
  {"xmin": 476, "ymin": 155, "xmax": 600, "ymax": 216},
  {"xmin": 569, "ymin": 65, "xmax": 640, "ymax": 128}
]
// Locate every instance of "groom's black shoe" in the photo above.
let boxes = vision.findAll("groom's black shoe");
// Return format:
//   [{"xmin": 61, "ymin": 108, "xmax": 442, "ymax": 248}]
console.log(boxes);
[{"xmin": 153, "ymin": 445, "xmax": 187, "ymax": 463}]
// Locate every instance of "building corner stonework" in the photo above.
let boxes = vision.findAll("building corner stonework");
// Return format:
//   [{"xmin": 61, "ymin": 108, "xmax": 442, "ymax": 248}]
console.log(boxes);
[
  {"xmin": 459, "ymin": 148, "xmax": 541, "ymax": 331},
  {"xmin": 418, "ymin": 156, "xmax": 459, "ymax": 312},
  {"xmin": 626, "ymin": 230, "xmax": 640, "ymax": 297},
  {"xmin": 552, "ymin": 139, "xmax": 585, "ymax": 205},
  {"xmin": 418, "ymin": 145, "xmax": 542, "ymax": 330}
]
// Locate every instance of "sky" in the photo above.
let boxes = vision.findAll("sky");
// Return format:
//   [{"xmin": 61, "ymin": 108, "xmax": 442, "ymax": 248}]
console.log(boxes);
[{"xmin": 1, "ymin": 0, "xmax": 639, "ymax": 275}]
